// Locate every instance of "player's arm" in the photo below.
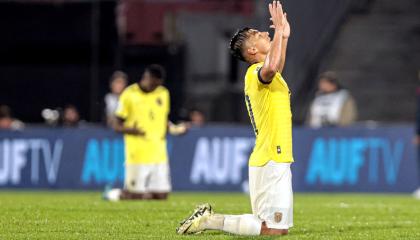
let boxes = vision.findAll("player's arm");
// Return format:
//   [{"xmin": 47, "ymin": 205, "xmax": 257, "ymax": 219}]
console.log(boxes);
[
  {"xmin": 168, "ymin": 121, "xmax": 189, "ymax": 136},
  {"xmin": 162, "ymin": 90, "xmax": 187, "ymax": 136},
  {"xmin": 113, "ymin": 117, "xmax": 145, "ymax": 136},
  {"xmin": 259, "ymin": 1, "xmax": 286, "ymax": 83},
  {"xmin": 279, "ymin": 14, "xmax": 290, "ymax": 74},
  {"xmin": 113, "ymin": 90, "xmax": 144, "ymax": 136}
]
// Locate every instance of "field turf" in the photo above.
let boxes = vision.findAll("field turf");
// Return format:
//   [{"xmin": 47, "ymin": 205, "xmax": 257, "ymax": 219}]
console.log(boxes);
[{"xmin": 0, "ymin": 191, "xmax": 419, "ymax": 239}]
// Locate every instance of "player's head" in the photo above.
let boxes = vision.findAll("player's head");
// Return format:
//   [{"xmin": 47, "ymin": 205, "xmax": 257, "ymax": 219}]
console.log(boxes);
[
  {"xmin": 140, "ymin": 64, "xmax": 166, "ymax": 92},
  {"xmin": 62, "ymin": 104, "xmax": 80, "ymax": 127},
  {"xmin": 110, "ymin": 71, "xmax": 128, "ymax": 95},
  {"xmin": 318, "ymin": 71, "xmax": 341, "ymax": 93},
  {"xmin": 0, "ymin": 105, "xmax": 13, "ymax": 129},
  {"xmin": 230, "ymin": 27, "xmax": 271, "ymax": 63}
]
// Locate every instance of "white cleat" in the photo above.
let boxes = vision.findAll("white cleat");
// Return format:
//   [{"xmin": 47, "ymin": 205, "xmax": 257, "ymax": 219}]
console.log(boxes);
[{"xmin": 176, "ymin": 203, "xmax": 214, "ymax": 234}]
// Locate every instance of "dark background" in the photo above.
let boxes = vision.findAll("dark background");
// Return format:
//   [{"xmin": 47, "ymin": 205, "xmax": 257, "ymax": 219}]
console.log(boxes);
[{"xmin": 0, "ymin": 0, "xmax": 418, "ymax": 124}]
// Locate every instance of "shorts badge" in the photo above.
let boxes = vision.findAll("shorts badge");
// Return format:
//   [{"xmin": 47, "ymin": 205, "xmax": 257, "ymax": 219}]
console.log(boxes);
[{"xmin": 274, "ymin": 212, "xmax": 282, "ymax": 223}]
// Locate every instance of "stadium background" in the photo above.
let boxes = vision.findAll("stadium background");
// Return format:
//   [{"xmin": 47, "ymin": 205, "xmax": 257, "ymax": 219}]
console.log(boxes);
[{"xmin": 0, "ymin": 0, "xmax": 419, "ymax": 239}]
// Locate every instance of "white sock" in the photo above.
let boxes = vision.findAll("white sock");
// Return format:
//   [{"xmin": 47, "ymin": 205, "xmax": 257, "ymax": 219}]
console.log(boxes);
[
  {"xmin": 202, "ymin": 214, "xmax": 225, "ymax": 230},
  {"xmin": 220, "ymin": 214, "xmax": 262, "ymax": 235}
]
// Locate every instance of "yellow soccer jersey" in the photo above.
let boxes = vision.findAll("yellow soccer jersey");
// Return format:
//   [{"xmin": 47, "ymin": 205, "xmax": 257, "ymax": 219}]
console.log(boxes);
[
  {"xmin": 244, "ymin": 62, "xmax": 294, "ymax": 166},
  {"xmin": 115, "ymin": 84, "xmax": 170, "ymax": 164}
]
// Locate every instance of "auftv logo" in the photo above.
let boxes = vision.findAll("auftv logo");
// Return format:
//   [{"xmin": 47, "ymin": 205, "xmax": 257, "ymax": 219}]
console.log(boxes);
[
  {"xmin": 81, "ymin": 139, "xmax": 125, "ymax": 184},
  {"xmin": 305, "ymin": 137, "xmax": 404, "ymax": 186},
  {"xmin": 0, "ymin": 139, "xmax": 63, "ymax": 185},
  {"xmin": 190, "ymin": 137, "xmax": 254, "ymax": 186},
  {"xmin": 80, "ymin": 137, "xmax": 174, "ymax": 185}
]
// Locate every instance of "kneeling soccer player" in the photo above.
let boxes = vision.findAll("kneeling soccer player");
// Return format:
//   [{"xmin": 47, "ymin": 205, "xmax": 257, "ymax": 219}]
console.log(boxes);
[
  {"xmin": 104, "ymin": 64, "xmax": 187, "ymax": 201},
  {"xmin": 177, "ymin": 1, "xmax": 293, "ymax": 236}
]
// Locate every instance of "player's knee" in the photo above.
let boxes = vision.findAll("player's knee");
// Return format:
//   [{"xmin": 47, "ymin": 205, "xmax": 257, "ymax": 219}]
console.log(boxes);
[
  {"xmin": 260, "ymin": 222, "xmax": 288, "ymax": 236},
  {"xmin": 152, "ymin": 192, "xmax": 169, "ymax": 200}
]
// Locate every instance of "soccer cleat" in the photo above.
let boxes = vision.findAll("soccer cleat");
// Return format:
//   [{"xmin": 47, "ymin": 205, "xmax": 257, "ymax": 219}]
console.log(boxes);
[{"xmin": 176, "ymin": 203, "xmax": 214, "ymax": 234}]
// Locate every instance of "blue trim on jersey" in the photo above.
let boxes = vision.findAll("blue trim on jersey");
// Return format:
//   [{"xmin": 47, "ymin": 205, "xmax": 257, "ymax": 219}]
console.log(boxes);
[
  {"xmin": 257, "ymin": 68, "xmax": 272, "ymax": 84},
  {"xmin": 245, "ymin": 94, "xmax": 259, "ymax": 135}
]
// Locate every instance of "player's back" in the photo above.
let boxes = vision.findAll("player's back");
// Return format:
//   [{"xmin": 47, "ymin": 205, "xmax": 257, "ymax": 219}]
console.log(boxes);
[{"xmin": 244, "ymin": 62, "xmax": 294, "ymax": 167}]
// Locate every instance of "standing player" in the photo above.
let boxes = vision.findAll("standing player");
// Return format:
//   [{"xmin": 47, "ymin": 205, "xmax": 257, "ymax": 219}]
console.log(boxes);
[
  {"xmin": 104, "ymin": 64, "xmax": 186, "ymax": 201},
  {"xmin": 177, "ymin": 1, "xmax": 293, "ymax": 236}
]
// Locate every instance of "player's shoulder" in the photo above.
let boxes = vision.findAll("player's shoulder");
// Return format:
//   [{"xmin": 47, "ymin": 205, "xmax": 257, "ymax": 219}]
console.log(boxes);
[
  {"xmin": 124, "ymin": 83, "xmax": 139, "ymax": 92},
  {"xmin": 245, "ymin": 62, "xmax": 264, "ymax": 88},
  {"xmin": 245, "ymin": 62, "xmax": 264, "ymax": 77},
  {"xmin": 121, "ymin": 84, "xmax": 141, "ymax": 98},
  {"xmin": 156, "ymin": 85, "xmax": 169, "ymax": 94},
  {"xmin": 123, "ymin": 83, "xmax": 139, "ymax": 94}
]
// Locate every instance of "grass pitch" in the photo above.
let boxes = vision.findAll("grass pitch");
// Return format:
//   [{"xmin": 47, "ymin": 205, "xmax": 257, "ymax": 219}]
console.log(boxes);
[{"xmin": 0, "ymin": 191, "xmax": 419, "ymax": 239}]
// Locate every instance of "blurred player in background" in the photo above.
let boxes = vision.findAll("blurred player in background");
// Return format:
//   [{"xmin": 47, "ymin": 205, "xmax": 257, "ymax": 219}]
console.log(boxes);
[
  {"xmin": 189, "ymin": 108, "xmax": 206, "ymax": 127},
  {"xmin": 104, "ymin": 71, "xmax": 128, "ymax": 127},
  {"xmin": 306, "ymin": 71, "xmax": 357, "ymax": 128},
  {"xmin": 177, "ymin": 1, "xmax": 293, "ymax": 236},
  {"xmin": 0, "ymin": 105, "xmax": 24, "ymax": 130},
  {"xmin": 104, "ymin": 64, "xmax": 187, "ymax": 201},
  {"xmin": 62, "ymin": 105, "xmax": 84, "ymax": 128}
]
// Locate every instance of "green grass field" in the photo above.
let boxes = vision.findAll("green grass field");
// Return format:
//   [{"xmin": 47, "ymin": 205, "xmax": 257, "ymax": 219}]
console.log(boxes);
[{"xmin": 0, "ymin": 192, "xmax": 419, "ymax": 240}]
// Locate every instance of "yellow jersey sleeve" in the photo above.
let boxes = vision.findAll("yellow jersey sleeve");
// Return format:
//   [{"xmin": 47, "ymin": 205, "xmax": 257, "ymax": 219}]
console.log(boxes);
[
  {"xmin": 246, "ymin": 63, "xmax": 270, "ymax": 86},
  {"xmin": 166, "ymin": 89, "xmax": 171, "ymax": 115}
]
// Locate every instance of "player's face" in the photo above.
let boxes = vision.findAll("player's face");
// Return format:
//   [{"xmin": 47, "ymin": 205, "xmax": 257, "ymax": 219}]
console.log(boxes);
[
  {"xmin": 141, "ymin": 71, "xmax": 161, "ymax": 92},
  {"xmin": 0, "ymin": 117, "xmax": 12, "ymax": 129},
  {"xmin": 111, "ymin": 78, "xmax": 126, "ymax": 94},
  {"xmin": 63, "ymin": 107, "xmax": 79, "ymax": 123},
  {"xmin": 318, "ymin": 79, "xmax": 338, "ymax": 93},
  {"xmin": 246, "ymin": 29, "xmax": 271, "ymax": 55}
]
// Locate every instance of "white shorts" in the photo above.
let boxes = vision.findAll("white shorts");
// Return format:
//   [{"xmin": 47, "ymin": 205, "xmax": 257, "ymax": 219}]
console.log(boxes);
[
  {"xmin": 249, "ymin": 161, "xmax": 293, "ymax": 229},
  {"xmin": 124, "ymin": 163, "xmax": 172, "ymax": 193}
]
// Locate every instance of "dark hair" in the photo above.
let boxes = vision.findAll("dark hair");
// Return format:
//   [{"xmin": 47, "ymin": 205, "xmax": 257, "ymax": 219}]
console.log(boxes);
[
  {"xmin": 110, "ymin": 71, "xmax": 128, "ymax": 83},
  {"xmin": 319, "ymin": 71, "xmax": 341, "ymax": 89},
  {"xmin": 0, "ymin": 105, "xmax": 11, "ymax": 119},
  {"xmin": 145, "ymin": 64, "xmax": 166, "ymax": 80},
  {"xmin": 229, "ymin": 27, "xmax": 251, "ymax": 62},
  {"xmin": 64, "ymin": 104, "xmax": 79, "ymax": 112}
]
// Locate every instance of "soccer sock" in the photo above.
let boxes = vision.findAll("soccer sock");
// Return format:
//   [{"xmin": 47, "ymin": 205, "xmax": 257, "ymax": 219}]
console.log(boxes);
[
  {"xmin": 201, "ymin": 214, "xmax": 225, "ymax": 230},
  {"xmin": 205, "ymin": 214, "xmax": 261, "ymax": 235}
]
